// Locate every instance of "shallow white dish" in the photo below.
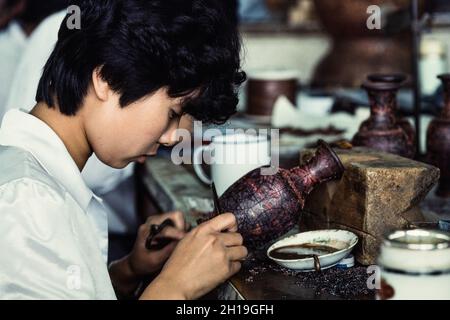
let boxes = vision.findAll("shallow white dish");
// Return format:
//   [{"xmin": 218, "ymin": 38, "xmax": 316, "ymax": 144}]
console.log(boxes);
[{"xmin": 267, "ymin": 229, "xmax": 359, "ymax": 272}]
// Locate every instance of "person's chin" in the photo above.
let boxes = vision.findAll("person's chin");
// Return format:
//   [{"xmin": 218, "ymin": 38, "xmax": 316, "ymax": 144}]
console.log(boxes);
[
  {"xmin": 111, "ymin": 163, "xmax": 128, "ymax": 169},
  {"xmin": 95, "ymin": 154, "xmax": 127, "ymax": 169},
  {"xmin": 104, "ymin": 158, "xmax": 131, "ymax": 169},
  {"xmin": 136, "ymin": 155, "xmax": 148, "ymax": 164}
]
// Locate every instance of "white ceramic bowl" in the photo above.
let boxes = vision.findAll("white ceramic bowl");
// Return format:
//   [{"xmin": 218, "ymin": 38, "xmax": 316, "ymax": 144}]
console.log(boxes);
[
  {"xmin": 267, "ymin": 229, "xmax": 359, "ymax": 272},
  {"xmin": 247, "ymin": 69, "xmax": 300, "ymax": 81}
]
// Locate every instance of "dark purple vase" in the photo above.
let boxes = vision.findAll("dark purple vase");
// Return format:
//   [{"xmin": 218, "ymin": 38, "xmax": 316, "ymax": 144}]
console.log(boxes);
[
  {"xmin": 352, "ymin": 80, "xmax": 414, "ymax": 158},
  {"xmin": 200, "ymin": 140, "xmax": 345, "ymax": 249},
  {"xmin": 367, "ymin": 73, "xmax": 416, "ymax": 152},
  {"xmin": 427, "ymin": 74, "xmax": 450, "ymax": 197}
]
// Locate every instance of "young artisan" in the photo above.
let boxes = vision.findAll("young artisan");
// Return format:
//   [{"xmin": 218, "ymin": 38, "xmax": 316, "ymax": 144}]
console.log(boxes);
[{"xmin": 0, "ymin": 0, "xmax": 247, "ymax": 299}]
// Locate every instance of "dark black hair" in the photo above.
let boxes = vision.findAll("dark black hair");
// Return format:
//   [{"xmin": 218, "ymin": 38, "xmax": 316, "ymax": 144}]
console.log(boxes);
[
  {"xmin": 36, "ymin": 0, "xmax": 245, "ymax": 124},
  {"xmin": 5, "ymin": 0, "xmax": 21, "ymax": 7},
  {"xmin": 18, "ymin": 0, "xmax": 68, "ymax": 24}
]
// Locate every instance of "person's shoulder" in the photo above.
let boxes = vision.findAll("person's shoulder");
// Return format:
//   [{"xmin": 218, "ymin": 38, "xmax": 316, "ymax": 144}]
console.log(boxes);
[
  {"xmin": 27, "ymin": 10, "xmax": 66, "ymax": 45},
  {"xmin": 0, "ymin": 22, "xmax": 15, "ymax": 42},
  {"xmin": 0, "ymin": 145, "xmax": 65, "ymax": 201},
  {"xmin": 0, "ymin": 146, "xmax": 71, "ymax": 228},
  {"xmin": 0, "ymin": 22, "xmax": 25, "ymax": 53},
  {"xmin": 0, "ymin": 25, "xmax": 9, "ymax": 43}
]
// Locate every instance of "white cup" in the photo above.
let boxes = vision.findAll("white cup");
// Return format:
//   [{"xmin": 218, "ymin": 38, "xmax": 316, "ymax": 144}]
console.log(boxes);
[
  {"xmin": 193, "ymin": 133, "xmax": 271, "ymax": 197},
  {"xmin": 377, "ymin": 229, "xmax": 450, "ymax": 300}
]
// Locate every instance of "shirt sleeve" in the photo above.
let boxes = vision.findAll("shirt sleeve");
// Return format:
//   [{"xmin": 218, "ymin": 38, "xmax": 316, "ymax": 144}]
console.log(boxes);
[{"xmin": 0, "ymin": 178, "xmax": 98, "ymax": 300}]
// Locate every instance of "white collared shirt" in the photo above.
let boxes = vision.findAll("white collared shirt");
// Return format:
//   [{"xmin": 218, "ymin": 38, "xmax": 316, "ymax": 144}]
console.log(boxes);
[
  {"xmin": 0, "ymin": 110, "xmax": 117, "ymax": 300},
  {"xmin": 4, "ymin": 11, "xmax": 138, "ymax": 234},
  {"xmin": 0, "ymin": 22, "xmax": 27, "ymax": 120}
]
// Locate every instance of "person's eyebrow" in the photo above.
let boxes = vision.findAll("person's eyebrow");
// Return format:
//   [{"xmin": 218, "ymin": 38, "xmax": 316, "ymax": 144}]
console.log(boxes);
[{"xmin": 177, "ymin": 99, "xmax": 191, "ymax": 115}]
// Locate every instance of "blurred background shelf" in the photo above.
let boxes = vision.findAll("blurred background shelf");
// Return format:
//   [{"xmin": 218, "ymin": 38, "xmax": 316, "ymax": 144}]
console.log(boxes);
[{"xmin": 240, "ymin": 21, "xmax": 323, "ymax": 35}]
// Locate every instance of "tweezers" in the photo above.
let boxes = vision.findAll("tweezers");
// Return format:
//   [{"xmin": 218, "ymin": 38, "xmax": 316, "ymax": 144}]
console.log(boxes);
[{"xmin": 145, "ymin": 218, "xmax": 175, "ymax": 250}]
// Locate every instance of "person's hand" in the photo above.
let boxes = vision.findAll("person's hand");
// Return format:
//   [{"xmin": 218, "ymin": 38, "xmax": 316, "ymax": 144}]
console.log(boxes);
[
  {"xmin": 108, "ymin": 211, "xmax": 187, "ymax": 298},
  {"xmin": 127, "ymin": 211, "xmax": 187, "ymax": 277},
  {"xmin": 141, "ymin": 213, "xmax": 248, "ymax": 300}
]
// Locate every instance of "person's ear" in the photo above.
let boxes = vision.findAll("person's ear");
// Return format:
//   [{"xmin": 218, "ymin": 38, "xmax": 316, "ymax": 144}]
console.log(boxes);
[{"xmin": 91, "ymin": 67, "xmax": 111, "ymax": 102}]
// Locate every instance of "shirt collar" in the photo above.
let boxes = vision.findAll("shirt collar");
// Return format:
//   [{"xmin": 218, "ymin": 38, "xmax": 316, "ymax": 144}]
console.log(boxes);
[
  {"xmin": 0, "ymin": 109, "xmax": 94, "ymax": 211},
  {"xmin": 7, "ymin": 21, "xmax": 27, "ymax": 46}
]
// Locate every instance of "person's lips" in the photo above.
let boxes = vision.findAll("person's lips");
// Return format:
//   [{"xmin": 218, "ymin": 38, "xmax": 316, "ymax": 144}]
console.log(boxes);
[
  {"xmin": 135, "ymin": 153, "xmax": 158, "ymax": 164},
  {"xmin": 137, "ymin": 156, "xmax": 147, "ymax": 164}
]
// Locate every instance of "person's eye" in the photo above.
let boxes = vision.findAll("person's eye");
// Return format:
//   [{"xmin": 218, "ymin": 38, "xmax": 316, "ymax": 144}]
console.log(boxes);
[{"xmin": 169, "ymin": 109, "xmax": 181, "ymax": 120}]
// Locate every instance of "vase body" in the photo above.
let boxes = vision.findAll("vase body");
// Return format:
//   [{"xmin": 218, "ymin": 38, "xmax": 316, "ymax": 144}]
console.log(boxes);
[
  {"xmin": 311, "ymin": 0, "xmax": 425, "ymax": 88},
  {"xmin": 353, "ymin": 81, "xmax": 414, "ymax": 158},
  {"xmin": 201, "ymin": 140, "xmax": 344, "ymax": 249},
  {"xmin": 427, "ymin": 74, "xmax": 450, "ymax": 197},
  {"xmin": 367, "ymin": 73, "xmax": 416, "ymax": 154}
]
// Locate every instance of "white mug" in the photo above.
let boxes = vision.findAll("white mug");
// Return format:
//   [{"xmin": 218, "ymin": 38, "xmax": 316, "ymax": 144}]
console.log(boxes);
[
  {"xmin": 193, "ymin": 133, "xmax": 271, "ymax": 197},
  {"xmin": 377, "ymin": 229, "xmax": 450, "ymax": 300}
]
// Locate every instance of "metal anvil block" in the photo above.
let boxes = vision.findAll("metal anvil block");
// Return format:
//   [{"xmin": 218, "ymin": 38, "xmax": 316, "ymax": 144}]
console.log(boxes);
[{"xmin": 299, "ymin": 147, "xmax": 440, "ymax": 265}]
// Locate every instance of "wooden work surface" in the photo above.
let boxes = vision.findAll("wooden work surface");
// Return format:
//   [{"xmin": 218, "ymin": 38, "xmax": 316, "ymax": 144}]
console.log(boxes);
[{"xmin": 141, "ymin": 155, "xmax": 376, "ymax": 300}]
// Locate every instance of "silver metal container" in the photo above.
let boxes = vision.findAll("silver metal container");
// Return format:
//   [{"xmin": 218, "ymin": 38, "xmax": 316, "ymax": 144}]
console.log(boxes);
[{"xmin": 377, "ymin": 229, "xmax": 450, "ymax": 300}]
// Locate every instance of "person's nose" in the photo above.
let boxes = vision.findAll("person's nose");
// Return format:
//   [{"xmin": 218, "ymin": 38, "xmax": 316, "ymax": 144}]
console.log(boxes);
[
  {"xmin": 148, "ymin": 144, "xmax": 160, "ymax": 155},
  {"xmin": 158, "ymin": 121, "xmax": 181, "ymax": 147}
]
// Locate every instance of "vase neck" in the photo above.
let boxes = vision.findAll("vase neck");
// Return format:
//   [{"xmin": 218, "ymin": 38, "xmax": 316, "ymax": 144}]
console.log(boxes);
[
  {"xmin": 368, "ymin": 89, "xmax": 398, "ymax": 127},
  {"xmin": 284, "ymin": 165, "xmax": 320, "ymax": 204},
  {"xmin": 442, "ymin": 80, "xmax": 450, "ymax": 119},
  {"xmin": 290, "ymin": 160, "xmax": 332, "ymax": 186},
  {"xmin": 287, "ymin": 141, "xmax": 344, "ymax": 197}
]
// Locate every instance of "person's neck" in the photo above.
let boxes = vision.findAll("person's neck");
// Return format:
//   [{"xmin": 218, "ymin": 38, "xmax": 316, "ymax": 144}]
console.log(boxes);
[
  {"xmin": 30, "ymin": 102, "xmax": 92, "ymax": 171},
  {"xmin": 18, "ymin": 19, "xmax": 40, "ymax": 38},
  {"xmin": 18, "ymin": 20, "xmax": 38, "ymax": 37}
]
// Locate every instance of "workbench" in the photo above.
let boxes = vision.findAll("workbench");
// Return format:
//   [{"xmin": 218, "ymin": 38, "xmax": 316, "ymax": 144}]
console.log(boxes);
[{"xmin": 140, "ymin": 153, "xmax": 376, "ymax": 300}]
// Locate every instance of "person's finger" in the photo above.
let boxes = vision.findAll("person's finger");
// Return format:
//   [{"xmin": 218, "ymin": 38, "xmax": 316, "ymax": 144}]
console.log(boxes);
[
  {"xmin": 217, "ymin": 213, "xmax": 239, "ymax": 233},
  {"xmin": 144, "ymin": 216, "xmax": 158, "ymax": 227},
  {"xmin": 155, "ymin": 226, "xmax": 186, "ymax": 241},
  {"xmin": 154, "ymin": 240, "xmax": 178, "ymax": 258},
  {"xmin": 226, "ymin": 246, "xmax": 248, "ymax": 261},
  {"xmin": 163, "ymin": 211, "xmax": 185, "ymax": 231},
  {"xmin": 227, "ymin": 223, "xmax": 238, "ymax": 233},
  {"xmin": 145, "ymin": 211, "xmax": 185, "ymax": 231},
  {"xmin": 204, "ymin": 213, "xmax": 237, "ymax": 233},
  {"xmin": 215, "ymin": 232, "xmax": 244, "ymax": 247},
  {"xmin": 228, "ymin": 261, "xmax": 242, "ymax": 276},
  {"xmin": 137, "ymin": 223, "xmax": 152, "ymax": 240}
]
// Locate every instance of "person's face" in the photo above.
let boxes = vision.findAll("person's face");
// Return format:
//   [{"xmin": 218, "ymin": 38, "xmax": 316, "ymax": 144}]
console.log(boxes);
[{"xmin": 84, "ymin": 77, "xmax": 194, "ymax": 169}]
